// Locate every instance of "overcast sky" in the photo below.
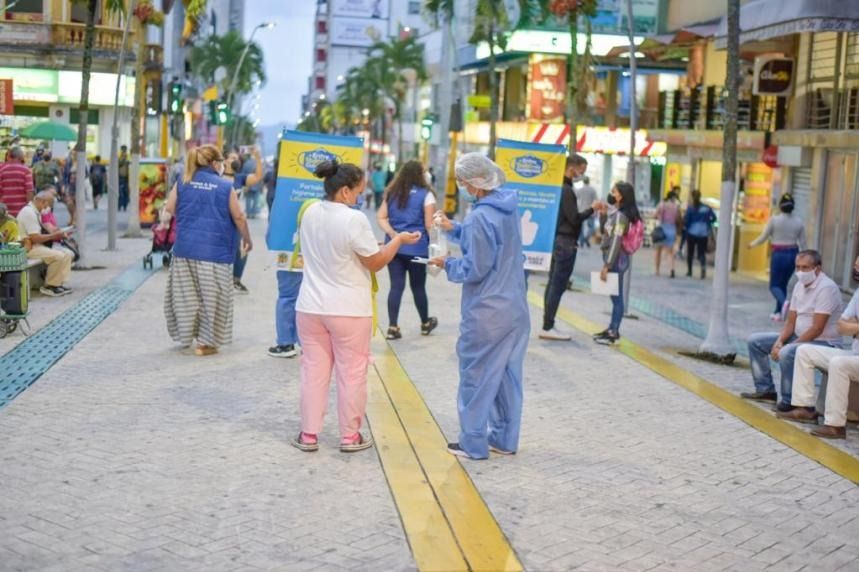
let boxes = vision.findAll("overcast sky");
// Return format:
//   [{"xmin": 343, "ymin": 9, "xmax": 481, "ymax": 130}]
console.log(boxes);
[{"xmin": 246, "ymin": 0, "xmax": 315, "ymax": 128}]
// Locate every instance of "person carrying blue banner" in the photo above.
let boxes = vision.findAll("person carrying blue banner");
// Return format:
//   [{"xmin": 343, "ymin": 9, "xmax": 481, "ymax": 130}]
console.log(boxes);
[{"xmin": 430, "ymin": 153, "xmax": 530, "ymax": 460}]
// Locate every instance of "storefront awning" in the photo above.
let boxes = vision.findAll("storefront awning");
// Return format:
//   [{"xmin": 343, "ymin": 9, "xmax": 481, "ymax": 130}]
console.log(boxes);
[
  {"xmin": 714, "ymin": 0, "xmax": 859, "ymax": 47},
  {"xmin": 605, "ymin": 19, "xmax": 720, "ymax": 61}
]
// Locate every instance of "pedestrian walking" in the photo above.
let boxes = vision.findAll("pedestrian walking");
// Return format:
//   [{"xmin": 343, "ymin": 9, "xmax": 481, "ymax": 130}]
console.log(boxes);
[
  {"xmin": 370, "ymin": 163, "xmax": 386, "ymax": 209},
  {"xmin": 90, "ymin": 155, "xmax": 106, "ymax": 210},
  {"xmin": 292, "ymin": 160, "xmax": 421, "ymax": 453},
  {"xmin": 594, "ymin": 182, "xmax": 643, "ymax": 345},
  {"xmin": 653, "ymin": 189, "xmax": 682, "ymax": 278},
  {"xmin": 376, "ymin": 160, "xmax": 438, "ymax": 340},
  {"xmin": 540, "ymin": 154, "xmax": 598, "ymax": 341},
  {"xmin": 575, "ymin": 175, "xmax": 598, "ymax": 248},
  {"xmin": 684, "ymin": 190, "xmax": 715, "ymax": 279},
  {"xmin": 748, "ymin": 193, "xmax": 806, "ymax": 321},
  {"xmin": 118, "ymin": 145, "xmax": 130, "ymax": 212},
  {"xmin": 163, "ymin": 144, "xmax": 252, "ymax": 356},
  {"xmin": 429, "ymin": 153, "xmax": 530, "ymax": 460},
  {"xmin": 229, "ymin": 149, "xmax": 262, "ymax": 295}
]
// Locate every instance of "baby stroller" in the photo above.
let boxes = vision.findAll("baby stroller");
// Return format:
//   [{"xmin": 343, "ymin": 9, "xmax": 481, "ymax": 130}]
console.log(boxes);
[{"xmin": 143, "ymin": 209, "xmax": 176, "ymax": 270}]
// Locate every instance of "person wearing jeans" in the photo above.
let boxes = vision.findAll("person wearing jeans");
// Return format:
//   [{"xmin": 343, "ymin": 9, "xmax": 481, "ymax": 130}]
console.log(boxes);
[
  {"xmin": 741, "ymin": 250, "xmax": 843, "ymax": 411},
  {"xmin": 292, "ymin": 161, "xmax": 420, "ymax": 453},
  {"xmin": 268, "ymin": 269, "xmax": 302, "ymax": 358},
  {"xmin": 540, "ymin": 154, "xmax": 596, "ymax": 341},
  {"xmin": 748, "ymin": 194, "xmax": 806, "ymax": 321},
  {"xmin": 594, "ymin": 182, "xmax": 640, "ymax": 345}
]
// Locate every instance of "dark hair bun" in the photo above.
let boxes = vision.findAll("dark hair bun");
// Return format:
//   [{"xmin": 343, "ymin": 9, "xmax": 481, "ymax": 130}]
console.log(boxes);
[{"xmin": 314, "ymin": 160, "xmax": 339, "ymax": 179}]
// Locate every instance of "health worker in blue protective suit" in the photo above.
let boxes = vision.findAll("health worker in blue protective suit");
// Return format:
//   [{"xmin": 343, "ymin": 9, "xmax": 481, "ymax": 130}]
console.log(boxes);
[{"xmin": 429, "ymin": 153, "xmax": 530, "ymax": 460}]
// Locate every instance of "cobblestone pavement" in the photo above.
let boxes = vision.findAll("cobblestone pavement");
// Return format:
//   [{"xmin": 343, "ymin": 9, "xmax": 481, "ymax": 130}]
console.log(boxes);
[{"xmin": 1, "ymin": 218, "xmax": 858, "ymax": 571}]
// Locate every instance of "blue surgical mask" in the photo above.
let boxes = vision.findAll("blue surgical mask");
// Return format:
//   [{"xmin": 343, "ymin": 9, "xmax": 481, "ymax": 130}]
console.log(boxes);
[{"xmin": 459, "ymin": 186, "xmax": 476, "ymax": 204}]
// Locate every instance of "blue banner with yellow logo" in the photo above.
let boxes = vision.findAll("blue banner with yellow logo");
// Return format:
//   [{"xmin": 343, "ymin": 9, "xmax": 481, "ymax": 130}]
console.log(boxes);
[
  {"xmin": 267, "ymin": 130, "xmax": 364, "ymax": 268},
  {"xmin": 496, "ymin": 139, "xmax": 566, "ymax": 272}
]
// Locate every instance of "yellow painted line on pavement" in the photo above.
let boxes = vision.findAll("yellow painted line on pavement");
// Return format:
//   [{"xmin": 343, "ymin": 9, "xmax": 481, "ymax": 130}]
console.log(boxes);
[
  {"xmin": 528, "ymin": 291, "xmax": 859, "ymax": 486},
  {"xmin": 369, "ymin": 337, "xmax": 523, "ymax": 572},
  {"xmin": 366, "ymin": 368, "xmax": 468, "ymax": 571}
]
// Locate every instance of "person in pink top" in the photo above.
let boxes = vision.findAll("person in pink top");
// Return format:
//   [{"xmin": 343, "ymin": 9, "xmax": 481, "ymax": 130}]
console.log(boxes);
[
  {"xmin": 292, "ymin": 160, "xmax": 421, "ymax": 453},
  {"xmin": 653, "ymin": 188, "xmax": 682, "ymax": 278}
]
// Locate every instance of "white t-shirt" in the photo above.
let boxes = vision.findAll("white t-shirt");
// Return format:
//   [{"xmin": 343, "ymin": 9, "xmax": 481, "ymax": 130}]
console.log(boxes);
[
  {"xmin": 16, "ymin": 203, "xmax": 42, "ymax": 237},
  {"xmin": 789, "ymin": 272, "xmax": 843, "ymax": 343},
  {"xmin": 296, "ymin": 201, "xmax": 380, "ymax": 317},
  {"xmin": 423, "ymin": 193, "xmax": 437, "ymax": 207}
]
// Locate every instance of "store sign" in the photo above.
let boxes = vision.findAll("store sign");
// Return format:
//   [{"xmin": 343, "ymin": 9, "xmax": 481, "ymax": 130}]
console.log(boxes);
[
  {"xmin": 331, "ymin": 0, "xmax": 389, "ymax": 19},
  {"xmin": 57, "ymin": 71, "xmax": 135, "ymax": 107},
  {"xmin": 0, "ymin": 80, "xmax": 13, "ymax": 115},
  {"xmin": 578, "ymin": 127, "xmax": 666, "ymax": 157},
  {"xmin": 743, "ymin": 163, "xmax": 772, "ymax": 224},
  {"xmin": 762, "ymin": 145, "xmax": 779, "ymax": 168},
  {"xmin": 476, "ymin": 30, "xmax": 642, "ymax": 59},
  {"xmin": 528, "ymin": 56, "xmax": 566, "ymax": 121},
  {"xmin": 467, "ymin": 94, "xmax": 491, "ymax": 108},
  {"xmin": 0, "ymin": 67, "xmax": 58, "ymax": 103},
  {"xmin": 330, "ymin": 17, "xmax": 387, "ymax": 47},
  {"xmin": 754, "ymin": 57, "xmax": 794, "ymax": 97}
]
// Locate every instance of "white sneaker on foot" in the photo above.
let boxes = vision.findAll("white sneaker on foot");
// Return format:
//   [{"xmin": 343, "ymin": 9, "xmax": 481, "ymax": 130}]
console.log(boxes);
[{"xmin": 539, "ymin": 327, "xmax": 572, "ymax": 341}]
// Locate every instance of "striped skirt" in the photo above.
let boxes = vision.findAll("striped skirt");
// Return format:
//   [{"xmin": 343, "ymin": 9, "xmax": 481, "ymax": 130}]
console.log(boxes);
[{"xmin": 164, "ymin": 256, "xmax": 234, "ymax": 348}]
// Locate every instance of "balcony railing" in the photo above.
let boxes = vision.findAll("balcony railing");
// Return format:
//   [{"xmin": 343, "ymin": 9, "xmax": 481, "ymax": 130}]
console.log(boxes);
[
  {"xmin": 807, "ymin": 87, "xmax": 859, "ymax": 130},
  {"xmin": 658, "ymin": 87, "xmax": 786, "ymax": 132},
  {"xmin": 50, "ymin": 23, "xmax": 126, "ymax": 51}
]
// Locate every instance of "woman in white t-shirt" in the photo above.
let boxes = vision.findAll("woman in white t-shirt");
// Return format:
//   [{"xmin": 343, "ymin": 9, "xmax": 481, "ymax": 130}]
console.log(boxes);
[{"xmin": 293, "ymin": 161, "xmax": 421, "ymax": 453}]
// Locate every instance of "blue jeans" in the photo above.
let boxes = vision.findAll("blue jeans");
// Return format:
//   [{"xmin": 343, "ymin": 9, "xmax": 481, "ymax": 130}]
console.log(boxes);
[
  {"xmin": 276, "ymin": 271, "xmax": 302, "ymax": 346},
  {"xmin": 608, "ymin": 253, "xmax": 630, "ymax": 333},
  {"xmin": 748, "ymin": 332, "xmax": 837, "ymax": 405},
  {"xmin": 245, "ymin": 190, "xmax": 261, "ymax": 217},
  {"xmin": 233, "ymin": 238, "xmax": 247, "ymax": 280},
  {"xmin": 542, "ymin": 235, "xmax": 578, "ymax": 331},
  {"xmin": 579, "ymin": 217, "xmax": 595, "ymax": 247},
  {"xmin": 119, "ymin": 178, "xmax": 129, "ymax": 211},
  {"xmin": 770, "ymin": 247, "xmax": 798, "ymax": 314}
]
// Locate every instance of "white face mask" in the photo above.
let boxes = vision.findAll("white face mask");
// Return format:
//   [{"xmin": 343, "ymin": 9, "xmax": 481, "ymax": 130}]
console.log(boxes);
[
  {"xmin": 40, "ymin": 207, "xmax": 51, "ymax": 215},
  {"xmin": 424, "ymin": 171, "xmax": 433, "ymax": 187},
  {"xmin": 217, "ymin": 163, "xmax": 225, "ymax": 177},
  {"xmin": 796, "ymin": 270, "xmax": 817, "ymax": 286}
]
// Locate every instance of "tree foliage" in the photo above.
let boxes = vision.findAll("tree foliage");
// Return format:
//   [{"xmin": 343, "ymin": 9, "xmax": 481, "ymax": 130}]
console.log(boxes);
[{"xmin": 190, "ymin": 31, "xmax": 266, "ymax": 101}]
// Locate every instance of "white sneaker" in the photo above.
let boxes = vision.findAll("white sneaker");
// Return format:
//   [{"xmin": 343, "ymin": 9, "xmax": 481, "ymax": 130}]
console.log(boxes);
[
  {"xmin": 770, "ymin": 312, "xmax": 783, "ymax": 322},
  {"xmin": 539, "ymin": 327, "xmax": 572, "ymax": 341}
]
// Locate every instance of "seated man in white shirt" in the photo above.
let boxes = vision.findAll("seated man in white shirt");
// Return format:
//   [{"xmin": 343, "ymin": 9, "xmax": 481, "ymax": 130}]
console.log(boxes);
[
  {"xmin": 16, "ymin": 190, "xmax": 73, "ymax": 297},
  {"xmin": 778, "ymin": 256, "xmax": 859, "ymax": 439}
]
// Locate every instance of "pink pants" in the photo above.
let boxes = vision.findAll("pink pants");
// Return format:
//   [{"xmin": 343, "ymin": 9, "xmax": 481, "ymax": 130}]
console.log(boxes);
[{"xmin": 296, "ymin": 312, "xmax": 373, "ymax": 439}]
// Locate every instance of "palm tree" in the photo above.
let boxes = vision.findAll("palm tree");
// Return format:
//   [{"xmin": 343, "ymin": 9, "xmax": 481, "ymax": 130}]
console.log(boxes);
[
  {"xmin": 191, "ymin": 31, "xmax": 266, "ymax": 107},
  {"xmin": 70, "ymin": 0, "xmax": 126, "ymax": 267},
  {"xmin": 548, "ymin": 0, "xmax": 598, "ymax": 152},
  {"xmin": 368, "ymin": 36, "xmax": 426, "ymax": 160}
]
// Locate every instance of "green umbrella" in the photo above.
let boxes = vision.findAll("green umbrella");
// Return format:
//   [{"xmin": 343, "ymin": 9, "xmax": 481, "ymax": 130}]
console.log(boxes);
[{"xmin": 19, "ymin": 121, "xmax": 77, "ymax": 142}]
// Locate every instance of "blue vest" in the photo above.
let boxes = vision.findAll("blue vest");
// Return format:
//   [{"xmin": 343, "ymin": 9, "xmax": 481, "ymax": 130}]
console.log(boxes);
[
  {"xmin": 172, "ymin": 167, "xmax": 237, "ymax": 264},
  {"xmin": 385, "ymin": 186, "xmax": 429, "ymax": 257}
]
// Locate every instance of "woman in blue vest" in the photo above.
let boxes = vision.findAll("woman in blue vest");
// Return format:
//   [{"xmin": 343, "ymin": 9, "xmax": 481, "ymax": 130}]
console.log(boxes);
[
  {"xmin": 376, "ymin": 160, "xmax": 438, "ymax": 340},
  {"xmin": 164, "ymin": 144, "xmax": 253, "ymax": 356}
]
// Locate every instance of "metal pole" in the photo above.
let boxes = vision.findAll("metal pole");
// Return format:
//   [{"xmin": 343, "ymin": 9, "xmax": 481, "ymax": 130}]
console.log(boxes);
[
  {"xmin": 624, "ymin": 0, "xmax": 638, "ymax": 317},
  {"xmin": 108, "ymin": 0, "xmax": 135, "ymax": 251},
  {"xmin": 226, "ymin": 24, "xmax": 264, "ymax": 148}
]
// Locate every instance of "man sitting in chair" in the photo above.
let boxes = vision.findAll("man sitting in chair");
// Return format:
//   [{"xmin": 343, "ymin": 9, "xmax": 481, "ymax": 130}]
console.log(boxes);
[{"xmin": 16, "ymin": 190, "xmax": 73, "ymax": 297}]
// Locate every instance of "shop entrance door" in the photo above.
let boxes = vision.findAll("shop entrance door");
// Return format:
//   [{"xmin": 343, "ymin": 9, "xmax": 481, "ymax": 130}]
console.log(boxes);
[{"xmin": 819, "ymin": 152, "xmax": 859, "ymax": 289}]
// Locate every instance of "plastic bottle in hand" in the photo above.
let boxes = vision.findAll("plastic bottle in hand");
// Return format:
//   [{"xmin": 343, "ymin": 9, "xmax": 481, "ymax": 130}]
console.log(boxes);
[{"xmin": 429, "ymin": 218, "xmax": 447, "ymax": 259}]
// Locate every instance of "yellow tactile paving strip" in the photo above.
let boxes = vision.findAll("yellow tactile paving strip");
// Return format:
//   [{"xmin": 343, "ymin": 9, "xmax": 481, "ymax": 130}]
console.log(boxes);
[
  {"xmin": 366, "ymin": 336, "xmax": 523, "ymax": 572},
  {"xmin": 528, "ymin": 290, "xmax": 859, "ymax": 486}
]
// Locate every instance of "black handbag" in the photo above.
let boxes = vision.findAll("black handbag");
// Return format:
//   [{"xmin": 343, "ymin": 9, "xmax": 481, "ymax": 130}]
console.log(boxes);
[{"xmin": 651, "ymin": 225, "xmax": 667, "ymax": 244}]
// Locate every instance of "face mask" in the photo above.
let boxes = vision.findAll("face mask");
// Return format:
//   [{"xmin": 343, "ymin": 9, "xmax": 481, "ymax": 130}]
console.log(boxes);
[
  {"xmin": 607, "ymin": 194, "xmax": 617, "ymax": 206},
  {"xmin": 216, "ymin": 163, "xmax": 225, "ymax": 177},
  {"xmin": 459, "ymin": 187, "xmax": 476, "ymax": 204},
  {"xmin": 796, "ymin": 270, "xmax": 817, "ymax": 286},
  {"xmin": 424, "ymin": 172, "xmax": 433, "ymax": 187},
  {"xmin": 40, "ymin": 207, "xmax": 51, "ymax": 215}
]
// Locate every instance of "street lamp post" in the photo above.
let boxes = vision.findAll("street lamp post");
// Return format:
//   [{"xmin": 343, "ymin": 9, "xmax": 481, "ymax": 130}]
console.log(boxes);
[
  {"xmin": 107, "ymin": 0, "xmax": 136, "ymax": 251},
  {"xmin": 226, "ymin": 21, "xmax": 274, "ymax": 148}
]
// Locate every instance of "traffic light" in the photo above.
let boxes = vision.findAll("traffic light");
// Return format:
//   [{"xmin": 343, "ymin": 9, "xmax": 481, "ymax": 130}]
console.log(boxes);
[
  {"xmin": 168, "ymin": 81, "xmax": 184, "ymax": 115},
  {"xmin": 215, "ymin": 101, "xmax": 231, "ymax": 125},
  {"xmin": 420, "ymin": 113, "xmax": 435, "ymax": 141}
]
